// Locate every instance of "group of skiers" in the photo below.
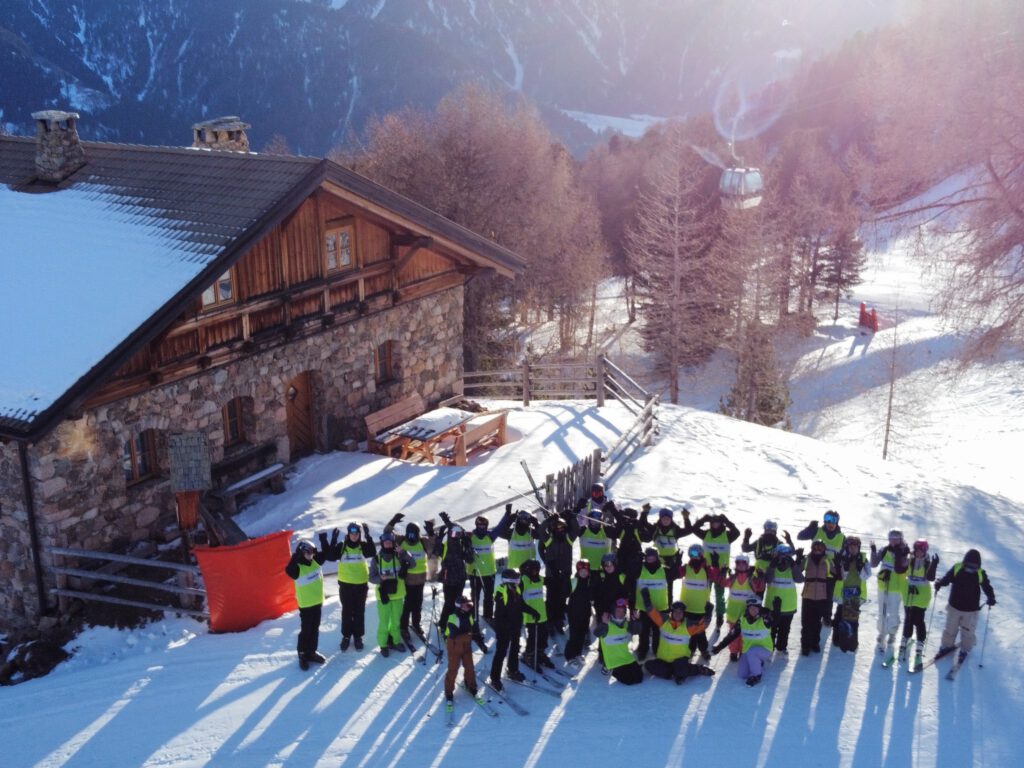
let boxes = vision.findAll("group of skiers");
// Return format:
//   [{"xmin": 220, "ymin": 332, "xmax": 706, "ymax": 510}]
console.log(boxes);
[{"xmin": 285, "ymin": 484, "xmax": 997, "ymax": 694}]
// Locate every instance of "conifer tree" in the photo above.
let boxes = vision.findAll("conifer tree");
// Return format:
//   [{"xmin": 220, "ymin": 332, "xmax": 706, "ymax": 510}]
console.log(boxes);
[{"xmin": 720, "ymin": 321, "xmax": 791, "ymax": 427}]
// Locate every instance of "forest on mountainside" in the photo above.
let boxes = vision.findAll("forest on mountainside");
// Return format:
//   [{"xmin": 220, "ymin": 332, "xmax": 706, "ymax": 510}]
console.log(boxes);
[{"xmin": 336, "ymin": 1, "xmax": 1023, "ymax": 422}]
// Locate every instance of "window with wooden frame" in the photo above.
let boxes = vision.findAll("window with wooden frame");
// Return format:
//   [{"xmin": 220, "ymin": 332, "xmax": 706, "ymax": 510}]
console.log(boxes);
[
  {"xmin": 324, "ymin": 221, "xmax": 355, "ymax": 272},
  {"xmin": 123, "ymin": 429, "xmax": 157, "ymax": 484},
  {"xmin": 222, "ymin": 397, "xmax": 248, "ymax": 448},
  {"xmin": 374, "ymin": 340, "xmax": 397, "ymax": 384},
  {"xmin": 201, "ymin": 269, "xmax": 234, "ymax": 308}
]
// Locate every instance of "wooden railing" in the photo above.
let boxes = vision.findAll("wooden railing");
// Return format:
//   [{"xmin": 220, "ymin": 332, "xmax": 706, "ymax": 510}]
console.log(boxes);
[{"xmin": 47, "ymin": 547, "xmax": 208, "ymax": 619}]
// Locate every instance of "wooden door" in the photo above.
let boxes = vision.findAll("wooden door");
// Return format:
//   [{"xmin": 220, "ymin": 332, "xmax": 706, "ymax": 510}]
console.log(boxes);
[{"xmin": 286, "ymin": 371, "xmax": 315, "ymax": 459}]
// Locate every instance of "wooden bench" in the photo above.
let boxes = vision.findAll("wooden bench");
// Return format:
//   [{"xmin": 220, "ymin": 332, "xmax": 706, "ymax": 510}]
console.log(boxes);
[
  {"xmin": 365, "ymin": 393, "xmax": 426, "ymax": 455},
  {"xmin": 438, "ymin": 411, "xmax": 508, "ymax": 466},
  {"xmin": 209, "ymin": 462, "xmax": 286, "ymax": 515}
]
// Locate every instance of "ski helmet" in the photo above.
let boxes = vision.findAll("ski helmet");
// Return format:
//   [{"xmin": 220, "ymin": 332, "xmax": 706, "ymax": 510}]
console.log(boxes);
[
  {"xmin": 845, "ymin": 536, "xmax": 861, "ymax": 550},
  {"xmin": 613, "ymin": 597, "xmax": 629, "ymax": 614},
  {"xmin": 501, "ymin": 568, "xmax": 520, "ymax": 585},
  {"xmin": 591, "ymin": 482, "xmax": 605, "ymax": 498},
  {"xmin": 295, "ymin": 539, "xmax": 316, "ymax": 555},
  {"xmin": 601, "ymin": 552, "xmax": 617, "ymax": 567},
  {"xmin": 811, "ymin": 539, "xmax": 827, "ymax": 552},
  {"xmin": 522, "ymin": 559, "xmax": 541, "ymax": 576},
  {"xmin": 450, "ymin": 525, "xmax": 464, "ymax": 538},
  {"xmin": 475, "ymin": 516, "xmax": 489, "ymax": 529},
  {"xmin": 746, "ymin": 597, "xmax": 762, "ymax": 609},
  {"xmin": 644, "ymin": 547, "xmax": 660, "ymax": 561},
  {"xmin": 764, "ymin": 519, "xmax": 779, "ymax": 533},
  {"xmin": 670, "ymin": 600, "xmax": 687, "ymax": 616},
  {"xmin": 576, "ymin": 559, "xmax": 591, "ymax": 572},
  {"xmin": 734, "ymin": 554, "xmax": 750, "ymax": 570},
  {"xmin": 455, "ymin": 594, "xmax": 473, "ymax": 609},
  {"xmin": 823, "ymin": 510, "xmax": 840, "ymax": 525},
  {"xmin": 659, "ymin": 508, "xmax": 673, "ymax": 520},
  {"xmin": 405, "ymin": 522, "xmax": 420, "ymax": 540},
  {"xmin": 347, "ymin": 522, "xmax": 361, "ymax": 536},
  {"xmin": 913, "ymin": 539, "xmax": 929, "ymax": 554},
  {"xmin": 888, "ymin": 529, "xmax": 904, "ymax": 543},
  {"xmin": 687, "ymin": 543, "xmax": 704, "ymax": 559},
  {"xmin": 775, "ymin": 544, "xmax": 794, "ymax": 557},
  {"xmin": 380, "ymin": 531, "xmax": 396, "ymax": 545}
]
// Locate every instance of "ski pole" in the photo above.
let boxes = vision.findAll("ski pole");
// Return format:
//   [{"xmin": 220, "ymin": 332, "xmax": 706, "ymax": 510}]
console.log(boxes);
[
  {"xmin": 978, "ymin": 604, "xmax": 991, "ymax": 669},
  {"xmin": 508, "ymin": 485, "xmax": 555, "ymax": 517}
]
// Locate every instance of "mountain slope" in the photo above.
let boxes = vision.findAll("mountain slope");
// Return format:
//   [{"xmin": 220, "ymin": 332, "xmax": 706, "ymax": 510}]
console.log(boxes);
[{"xmin": 1, "ymin": 0, "xmax": 915, "ymax": 153}]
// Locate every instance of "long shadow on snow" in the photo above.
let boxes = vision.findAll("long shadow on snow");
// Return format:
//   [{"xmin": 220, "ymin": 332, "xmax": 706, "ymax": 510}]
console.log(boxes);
[
  {"xmin": 762, "ymin": 643, "xmax": 843, "ymax": 765},
  {"xmin": 851, "ymin": 659, "xmax": 897, "ymax": 767},
  {"xmin": 787, "ymin": 333, "xmax": 966, "ymax": 419},
  {"xmin": 47, "ymin": 621, "xmax": 319, "ymax": 768}
]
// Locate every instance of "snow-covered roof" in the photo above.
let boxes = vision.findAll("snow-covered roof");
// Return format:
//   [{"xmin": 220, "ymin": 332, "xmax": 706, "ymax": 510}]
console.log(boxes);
[
  {"xmin": 0, "ymin": 136, "xmax": 321, "ymax": 437},
  {"xmin": 0, "ymin": 135, "xmax": 523, "ymax": 440}
]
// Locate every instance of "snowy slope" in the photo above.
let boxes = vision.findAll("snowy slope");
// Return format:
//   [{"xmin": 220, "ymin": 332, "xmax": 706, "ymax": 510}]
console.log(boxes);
[
  {"xmin": 1, "ymin": 398, "xmax": 1020, "ymax": 768},
  {"xmin": 3, "ymin": 220, "xmax": 1022, "ymax": 766}
]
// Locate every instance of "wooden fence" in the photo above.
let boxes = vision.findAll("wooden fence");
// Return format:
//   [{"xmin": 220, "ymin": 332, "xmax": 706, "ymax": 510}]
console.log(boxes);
[
  {"xmin": 453, "ymin": 353, "xmax": 659, "ymax": 521},
  {"xmin": 47, "ymin": 546, "xmax": 208, "ymax": 619}
]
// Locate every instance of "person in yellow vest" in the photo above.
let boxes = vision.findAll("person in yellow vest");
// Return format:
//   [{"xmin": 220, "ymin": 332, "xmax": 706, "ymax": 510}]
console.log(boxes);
[
  {"xmin": 383, "ymin": 514, "xmax": 437, "ymax": 645},
  {"xmin": 764, "ymin": 544, "xmax": 804, "ymax": 653},
  {"xmin": 284, "ymin": 531, "xmax": 336, "ymax": 670},
  {"xmin": 444, "ymin": 595, "xmax": 486, "ymax": 707},
  {"xmin": 594, "ymin": 598, "xmax": 644, "ymax": 685},
  {"xmin": 467, "ymin": 507, "xmax": 513, "ymax": 623},
  {"xmin": 643, "ymin": 508, "xmax": 689, "ymax": 600},
  {"xmin": 741, "ymin": 520, "xmax": 794, "ymax": 597},
  {"xmin": 370, "ymin": 531, "xmax": 416, "ymax": 657},
  {"xmin": 489, "ymin": 569, "xmax": 540, "ymax": 691},
  {"xmin": 832, "ymin": 536, "xmax": 870, "ymax": 653},
  {"xmin": 334, "ymin": 521, "xmax": 377, "ymax": 651},
  {"xmin": 502, "ymin": 509, "xmax": 541, "ymax": 571},
  {"xmin": 640, "ymin": 591, "xmax": 717, "ymax": 684},
  {"xmin": 577, "ymin": 481, "xmax": 613, "ymax": 519},
  {"xmin": 678, "ymin": 543, "xmax": 714, "ymax": 662},
  {"xmin": 635, "ymin": 547, "xmax": 669, "ymax": 660},
  {"xmin": 688, "ymin": 511, "xmax": 741, "ymax": 629},
  {"xmin": 897, "ymin": 539, "xmax": 939, "ymax": 668},
  {"xmin": 722, "ymin": 553, "xmax": 759, "ymax": 661},
  {"xmin": 871, "ymin": 529, "xmax": 911, "ymax": 656},
  {"xmin": 934, "ymin": 548, "xmax": 995, "ymax": 666},
  {"xmin": 576, "ymin": 506, "xmax": 620, "ymax": 570},
  {"xmin": 520, "ymin": 558, "xmax": 554, "ymax": 670},
  {"xmin": 712, "ymin": 598, "xmax": 775, "ymax": 686},
  {"xmin": 797, "ymin": 510, "xmax": 846, "ymax": 609}
]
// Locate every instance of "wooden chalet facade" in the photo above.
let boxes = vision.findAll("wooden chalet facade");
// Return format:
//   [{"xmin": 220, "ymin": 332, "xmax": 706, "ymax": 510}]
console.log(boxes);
[{"xmin": 0, "ymin": 113, "xmax": 523, "ymax": 634}]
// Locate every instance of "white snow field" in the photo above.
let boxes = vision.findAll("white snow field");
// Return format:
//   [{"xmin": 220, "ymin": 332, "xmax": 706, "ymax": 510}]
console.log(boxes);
[{"xmin": 3, "ymin": 239, "xmax": 1022, "ymax": 768}]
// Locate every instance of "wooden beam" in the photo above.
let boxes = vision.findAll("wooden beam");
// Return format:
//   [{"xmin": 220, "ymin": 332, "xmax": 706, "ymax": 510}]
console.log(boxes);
[{"xmin": 321, "ymin": 180, "xmax": 516, "ymax": 278}]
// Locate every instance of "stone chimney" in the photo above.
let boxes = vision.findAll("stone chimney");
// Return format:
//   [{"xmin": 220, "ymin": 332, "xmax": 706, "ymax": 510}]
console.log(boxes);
[
  {"xmin": 32, "ymin": 110, "xmax": 86, "ymax": 182},
  {"xmin": 192, "ymin": 116, "xmax": 251, "ymax": 152}
]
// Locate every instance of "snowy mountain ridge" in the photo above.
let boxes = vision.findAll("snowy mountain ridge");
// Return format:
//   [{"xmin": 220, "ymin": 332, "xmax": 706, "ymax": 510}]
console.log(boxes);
[{"xmin": 1, "ymin": 0, "xmax": 915, "ymax": 153}]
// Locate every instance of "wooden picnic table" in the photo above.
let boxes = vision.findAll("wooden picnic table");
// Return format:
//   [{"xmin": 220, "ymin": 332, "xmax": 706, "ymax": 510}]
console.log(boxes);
[{"xmin": 376, "ymin": 407, "xmax": 476, "ymax": 464}]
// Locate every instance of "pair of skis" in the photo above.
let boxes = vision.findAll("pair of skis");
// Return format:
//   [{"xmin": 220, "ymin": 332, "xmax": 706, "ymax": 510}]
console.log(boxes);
[
  {"xmin": 444, "ymin": 684, "xmax": 501, "ymax": 726},
  {"xmin": 881, "ymin": 643, "xmax": 961, "ymax": 675}
]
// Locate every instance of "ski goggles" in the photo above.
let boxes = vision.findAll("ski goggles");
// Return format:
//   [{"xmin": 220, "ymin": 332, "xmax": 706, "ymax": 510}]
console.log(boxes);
[
  {"xmin": 823, "ymin": 512, "xmax": 839, "ymax": 525},
  {"xmin": 347, "ymin": 524, "xmax": 361, "ymax": 534}
]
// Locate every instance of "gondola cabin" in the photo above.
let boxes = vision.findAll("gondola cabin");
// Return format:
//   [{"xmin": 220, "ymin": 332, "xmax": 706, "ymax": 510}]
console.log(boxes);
[{"xmin": 720, "ymin": 167, "xmax": 764, "ymax": 209}]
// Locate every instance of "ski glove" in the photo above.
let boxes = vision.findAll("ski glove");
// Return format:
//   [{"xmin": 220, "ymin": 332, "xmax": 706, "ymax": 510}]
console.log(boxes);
[{"xmin": 987, "ymin": 597, "xmax": 997, "ymax": 607}]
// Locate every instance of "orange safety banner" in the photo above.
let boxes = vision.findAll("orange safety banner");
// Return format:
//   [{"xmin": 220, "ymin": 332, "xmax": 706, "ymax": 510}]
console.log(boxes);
[{"xmin": 195, "ymin": 530, "xmax": 297, "ymax": 633}]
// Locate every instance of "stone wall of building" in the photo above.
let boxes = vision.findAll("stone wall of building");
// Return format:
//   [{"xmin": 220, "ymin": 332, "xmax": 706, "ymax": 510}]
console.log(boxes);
[
  {"xmin": 0, "ymin": 285, "xmax": 463, "ymax": 634},
  {"xmin": 0, "ymin": 441, "xmax": 35, "ymax": 623}
]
